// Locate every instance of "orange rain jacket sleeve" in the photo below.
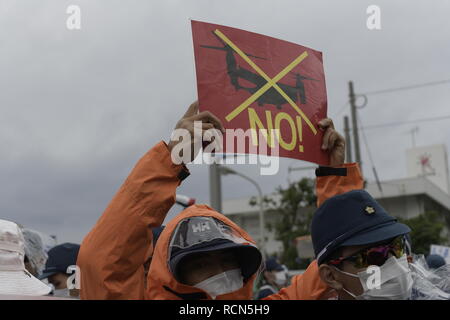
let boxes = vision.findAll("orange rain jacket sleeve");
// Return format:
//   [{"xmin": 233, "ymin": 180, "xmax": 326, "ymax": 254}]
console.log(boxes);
[
  {"xmin": 77, "ymin": 141, "xmax": 188, "ymax": 300},
  {"xmin": 265, "ymin": 163, "xmax": 364, "ymax": 300},
  {"xmin": 78, "ymin": 138, "xmax": 363, "ymax": 300}
]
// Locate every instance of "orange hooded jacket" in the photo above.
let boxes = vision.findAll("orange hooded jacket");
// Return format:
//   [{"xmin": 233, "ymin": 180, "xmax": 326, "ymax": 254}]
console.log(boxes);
[{"xmin": 77, "ymin": 142, "xmax": 363, "ymax": 300}]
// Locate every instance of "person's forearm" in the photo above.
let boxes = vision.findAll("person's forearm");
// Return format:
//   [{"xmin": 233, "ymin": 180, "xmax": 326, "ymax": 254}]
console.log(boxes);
[
  {"xmin": 77, "ymin": 141, "xmax": 189, "ymax": 299},
  {"xmin": 315, "ymin": 163, "xmax": 364, "ymax": 207},
  {"xmin": 264, "ymin": 260, "xmax": 330, "ymax": 300}
]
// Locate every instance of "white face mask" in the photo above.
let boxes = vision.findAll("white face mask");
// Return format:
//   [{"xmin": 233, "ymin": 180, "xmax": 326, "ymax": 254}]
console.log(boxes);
[
  {"xmin": 274, "ymin": 271, "xmax": 288, "ymax": 287},
  {"xmin": 193, "ymin": 268, "xmax": 243, "ymax": 299},
  {"xmin": 335, "ymin": 254, "xmax": 413, "ymax": 300}
]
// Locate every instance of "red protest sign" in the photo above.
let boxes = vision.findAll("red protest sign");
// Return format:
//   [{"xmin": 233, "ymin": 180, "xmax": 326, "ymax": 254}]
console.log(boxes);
[{"xmin": 191, "ymin": 20, "xmax": 329, "ymax": 165}]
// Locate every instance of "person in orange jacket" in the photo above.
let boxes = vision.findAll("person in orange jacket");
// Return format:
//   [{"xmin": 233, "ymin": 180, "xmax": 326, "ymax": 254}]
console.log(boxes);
[{"xmin": 77, "ymin": 101, "xmax": 351, "ymax": 300}]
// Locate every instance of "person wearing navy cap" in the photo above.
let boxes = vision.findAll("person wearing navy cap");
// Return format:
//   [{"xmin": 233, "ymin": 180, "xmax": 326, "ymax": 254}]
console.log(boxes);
[
  {"xmin": 311, "ymin": 189, "xmax": 413, "ymax": 300},
  {"xmin": 39, "ymin": 243, "xmax": 80, "ymax": 297},
  {"xmin": 256, "ymin": 257, "xmax": 288, "ymax": 299},
  {"xmin": 426, "ymin": 254, "xmax": 446, "ymax": 269}
]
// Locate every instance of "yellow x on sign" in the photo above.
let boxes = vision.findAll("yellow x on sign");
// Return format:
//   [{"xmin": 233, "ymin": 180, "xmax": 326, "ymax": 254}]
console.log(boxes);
[{"xmin": 214, "ymin": 29, "xmax": 317, "ymax": 135}]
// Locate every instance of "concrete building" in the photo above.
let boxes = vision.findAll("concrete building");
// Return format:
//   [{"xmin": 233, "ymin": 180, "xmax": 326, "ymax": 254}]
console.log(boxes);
[
  {"xmin": 222, "ymin": 196, "xmax": 284, "ymax": 255},
  {"xmin": 222, "ymin": 176, "xmax": 450, "ymax": 257}
]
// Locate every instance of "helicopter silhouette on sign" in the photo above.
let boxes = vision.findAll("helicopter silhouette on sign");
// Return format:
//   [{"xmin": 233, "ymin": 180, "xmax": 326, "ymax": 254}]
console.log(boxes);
[{"xmin": 200, "ymin": 32, "xmax": 319, "ymax": 110}]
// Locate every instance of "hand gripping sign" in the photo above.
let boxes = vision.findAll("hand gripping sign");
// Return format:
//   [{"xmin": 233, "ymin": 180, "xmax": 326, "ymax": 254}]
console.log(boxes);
[{"xmin": 191, "ymin": 20, "xmax": 329, "ymax": 165}]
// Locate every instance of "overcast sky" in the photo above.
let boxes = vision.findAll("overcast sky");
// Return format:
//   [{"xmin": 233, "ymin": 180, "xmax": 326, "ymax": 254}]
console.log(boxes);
[{"xmin": 1, "ymin": 0, "xmax": 450, "ymax": 243}]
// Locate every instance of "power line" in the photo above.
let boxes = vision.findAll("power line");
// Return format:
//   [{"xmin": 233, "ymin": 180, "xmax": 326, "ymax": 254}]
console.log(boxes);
[
  {"xmin": 362, "ymin": 114, "xmax": 450, "ymax": 130},
  {"xmin": 358, "ymin": 113, "xmax": 383, "ymax": 195},
  {"xmin": 358, "ymin": 114, "xmax": 376, "ymax": 173},
  {"xmin": 331, "ymin": 101, "xmax": 349, "ymax": 118},
  {"xmin": 361, "ymin": 79, "xmax": 450, "ymax": 96},
  {"xmin": 331, "ymin": 78, "xmax": 449, "ymax": 119}
]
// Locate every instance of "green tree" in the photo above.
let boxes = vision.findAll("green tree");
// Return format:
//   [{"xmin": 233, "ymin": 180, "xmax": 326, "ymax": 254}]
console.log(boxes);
[
  {"xmin": 398, "ymin": 211, "xmax": 448, "ymax": 255},
  {"xmin": 251, "ymin": 177, "xmax": 316, "ymax": 269}
]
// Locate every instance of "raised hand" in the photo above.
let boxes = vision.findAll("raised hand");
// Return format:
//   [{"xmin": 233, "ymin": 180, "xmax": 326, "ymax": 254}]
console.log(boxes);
[
  {"xmin": 167, "ymin": 101, "xmax": 225, "ymax": 164},
  {"xmin": 318, "ymin": 118, "xmax": 345, "ymax": 167}
]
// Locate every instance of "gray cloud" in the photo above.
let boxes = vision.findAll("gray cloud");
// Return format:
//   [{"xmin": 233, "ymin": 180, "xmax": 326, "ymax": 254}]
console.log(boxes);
[{"xmin": 1, "ymin": 0, "xmax": 450, "ymax": 243}]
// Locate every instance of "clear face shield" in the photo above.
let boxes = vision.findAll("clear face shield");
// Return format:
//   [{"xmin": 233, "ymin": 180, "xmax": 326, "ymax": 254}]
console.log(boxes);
[{"xmin": 168, "ymin": 216, "xmax": 263, "ymax": 282}]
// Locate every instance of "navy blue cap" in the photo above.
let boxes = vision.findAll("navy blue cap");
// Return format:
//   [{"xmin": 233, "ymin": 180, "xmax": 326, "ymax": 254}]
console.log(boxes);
[
  {"xmin": 426, "ymin": 254, "xmax": 446, "ymax": 269},
  {"xmin": 265, "ymin": 257, "xmax": 284, "ymax": 272},
  {"xmin": 38, "ymin": 243, "xmax": 80, "ymax": 280},
  {"xmin": 311, "ymin": 190, "xmax": 411, "ymax": 265}
]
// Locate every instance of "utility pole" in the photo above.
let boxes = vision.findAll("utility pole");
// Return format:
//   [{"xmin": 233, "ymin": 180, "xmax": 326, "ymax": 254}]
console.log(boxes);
[
  {"xmin": 343, "ymin": 115, "xmax": 353, "ymax": 163},
  {"xmin": 349, "ymin": 81, "xmax": 362, "ymax": 172},
  {"xmin": 209, "ymin": 163, "xmax": 222, "ymax": 212},
  {"xmin": 408, "ymin": 126, "xmax": 419, "ymax": 148}
]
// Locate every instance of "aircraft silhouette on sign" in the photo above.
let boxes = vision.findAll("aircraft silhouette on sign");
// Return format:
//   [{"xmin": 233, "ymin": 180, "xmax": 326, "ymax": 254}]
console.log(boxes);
[{"xmin": 200, "ymin": 32, "xmax": 319, "ymax": 110}]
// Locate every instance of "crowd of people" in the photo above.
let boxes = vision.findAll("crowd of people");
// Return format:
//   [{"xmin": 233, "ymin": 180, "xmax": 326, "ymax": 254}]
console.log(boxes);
[
  {"xmin": 0, "ymin": 220, "xmax": 80, "ymax": 299},
  {"xmin": 1, "ymin": 101, "xmax": 449, "ymax": 300}
]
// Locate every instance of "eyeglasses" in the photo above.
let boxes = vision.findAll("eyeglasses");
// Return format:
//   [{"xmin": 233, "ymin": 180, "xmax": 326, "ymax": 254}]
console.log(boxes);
[{"xmin": 328, "ymin": 236, "xmax": 406, "ymax": 269}]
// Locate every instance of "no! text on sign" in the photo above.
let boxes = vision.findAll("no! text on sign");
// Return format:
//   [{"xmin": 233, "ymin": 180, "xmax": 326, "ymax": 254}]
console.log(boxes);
[{"xmin": 191, "ymin": 20, "xmax": 329, "ymax": 165}]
